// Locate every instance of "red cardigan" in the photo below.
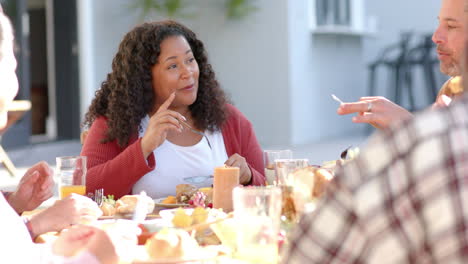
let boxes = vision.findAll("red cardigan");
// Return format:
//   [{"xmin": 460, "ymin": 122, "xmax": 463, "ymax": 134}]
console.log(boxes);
[{"xmin": 81, "ymin": 104, "xmax": 265, "ymax": 198}]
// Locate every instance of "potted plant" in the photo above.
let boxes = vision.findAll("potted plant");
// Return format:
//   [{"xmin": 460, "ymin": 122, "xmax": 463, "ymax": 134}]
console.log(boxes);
[{"xmin": 129, "ymin": 0, "xmax": 258, "ymax": 20}]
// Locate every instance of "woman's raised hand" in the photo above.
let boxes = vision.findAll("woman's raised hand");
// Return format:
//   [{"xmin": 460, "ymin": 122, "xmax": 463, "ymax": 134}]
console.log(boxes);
[{"xmin": 141, "ymin": 93, "xmax": 185, "ymax": 158}]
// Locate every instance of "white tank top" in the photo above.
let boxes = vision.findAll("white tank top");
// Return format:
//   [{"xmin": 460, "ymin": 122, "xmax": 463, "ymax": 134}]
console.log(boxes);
[{"xmin": 132, "ymin": 115, "xmax": 229, "ymax": 199}]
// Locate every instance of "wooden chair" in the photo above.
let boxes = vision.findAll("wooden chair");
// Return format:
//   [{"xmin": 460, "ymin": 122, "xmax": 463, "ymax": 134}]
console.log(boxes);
[{"xmin": 0, "ymin": 100, "xmax": 32, "ymax": 176}]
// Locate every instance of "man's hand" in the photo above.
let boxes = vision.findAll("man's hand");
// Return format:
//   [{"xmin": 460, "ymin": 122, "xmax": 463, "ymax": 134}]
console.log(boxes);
[
  {"xmin": 337, "ymin": 96, "xmax": 413, "ymax": 130},
  {"xmin": 8, "ymin": 161, "xmax": 54, "ymax": 213}
]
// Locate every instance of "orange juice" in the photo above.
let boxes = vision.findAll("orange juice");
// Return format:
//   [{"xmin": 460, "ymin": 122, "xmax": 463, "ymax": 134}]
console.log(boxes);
[{"xmin": 60, "ymin": 185, "xmax": 86, "ymax": 198}]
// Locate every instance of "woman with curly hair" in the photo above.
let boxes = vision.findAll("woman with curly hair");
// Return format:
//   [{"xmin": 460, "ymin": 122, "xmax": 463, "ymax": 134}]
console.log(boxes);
[{"xmin": 81, "ymin": 20, "xmax": 265, "ymax": 199}]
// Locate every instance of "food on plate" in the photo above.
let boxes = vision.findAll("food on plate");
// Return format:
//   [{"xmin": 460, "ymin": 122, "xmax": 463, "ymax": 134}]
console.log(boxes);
[
  {"xmin": 165, "ymin": 207, "xmax": 231, "ymax": 246},
  {"xmin": 162, "ymin": 195, "xmax": 177, "ymax": 204},
  {"xmin": 145, "ymin": 228, "xmax": 200, "ymax": 259},
  {"xmin": 98, "ymin": 195, "xmax": 116, "ymax": 216},
  {"xmin": 210, "ymin": 217, "xmax": 237, "ymax": 250},
  {"xmin": 100, "ymin": 202, "xmax": 116, "ymax": 216},
  {"xmin": 115, "ymin": 192, "xmax": 155, "ymax": 215},
  {"xmin": 312, "ymin": 168, "xmax": 333, "ymax": 198},
  {"xmin": 192, "ymin": 207, "xmax": 209, "ymax": 225},
  {"xmin": 198, "ymin": 187, "xmax": 213, "ymax": 204},
  {"xmin": 291, "ymin": 166, "xmax": 333, "ymax": 200},
  {"xmin": 171, "ymin": 207, "xmax": 210, "ymax": 228},
  {"xmin": 190, "ymin": 192, "xmax": 207, "ymax": 207},
  {"xmin": 137, "ymin": 224, "xmax": 151, "ymax": 245},
  {"xmin": 176, "ymin": 184, "xmax": 198, "ymax": 203},
  {"xmin": 172, "ymin": 208, "xmax": 193, "ymax": 228},
  {"xmin": 174, "ymin": 184, "xmax": 213, "ymax": 208}
]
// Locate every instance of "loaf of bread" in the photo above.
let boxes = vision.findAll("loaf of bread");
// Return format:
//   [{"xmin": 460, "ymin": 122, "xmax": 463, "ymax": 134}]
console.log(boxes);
[{"xmin": 312, "ymin": 168, "xmax": 333, "ymax": 198}]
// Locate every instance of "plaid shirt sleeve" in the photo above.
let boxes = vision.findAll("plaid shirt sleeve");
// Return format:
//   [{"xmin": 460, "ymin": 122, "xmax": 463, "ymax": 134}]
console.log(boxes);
[{"xmin": 282, "ymin": 94, "xmax": 468, "ymax": 264}]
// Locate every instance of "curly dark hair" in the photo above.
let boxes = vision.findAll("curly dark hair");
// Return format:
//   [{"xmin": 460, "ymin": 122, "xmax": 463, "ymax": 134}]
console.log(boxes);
[{"xmin": 83, "ymin": 20, "xmax": 228, "ymax": 147}]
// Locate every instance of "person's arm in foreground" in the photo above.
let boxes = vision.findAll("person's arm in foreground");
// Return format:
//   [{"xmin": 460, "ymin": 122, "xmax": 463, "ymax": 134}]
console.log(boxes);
[
  {"xmin": 52, "ymin": 225, "xmax": 118, "ymax": 264},
  {"xmin": 28, "ymin": 194, "xmax": 102, "ymax": 238}
]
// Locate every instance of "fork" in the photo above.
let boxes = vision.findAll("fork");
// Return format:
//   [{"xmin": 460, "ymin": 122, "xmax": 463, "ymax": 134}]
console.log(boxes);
[
  {"xmin": 179, "ymin": 119, "xmax": 212, "ymax": 149},
  {"xmin": 94, "ymin": 188, "xmax": 104, "ymax": 206},
  {"xmin": 331, "ymin": 94, "xmax": 345, "ymax": 105}
]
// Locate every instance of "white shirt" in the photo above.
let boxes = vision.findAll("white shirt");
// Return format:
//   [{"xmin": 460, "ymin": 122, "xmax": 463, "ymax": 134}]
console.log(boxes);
[
  {"xmin": 0, "ymin": 194, "xmax": 100, "ymax": 264},
  {"xmin": 0, "ymin": 194, "xmax": 38, "ymax": 263},
  {"xmin": 132, "ymin": 115, "xmax": 229, "ymax": 199}
]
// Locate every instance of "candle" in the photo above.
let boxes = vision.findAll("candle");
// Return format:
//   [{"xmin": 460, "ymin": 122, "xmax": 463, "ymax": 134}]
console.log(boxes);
[{"xmin": 213, "ymin": 165, "xmax": 239, "ymax": 212}]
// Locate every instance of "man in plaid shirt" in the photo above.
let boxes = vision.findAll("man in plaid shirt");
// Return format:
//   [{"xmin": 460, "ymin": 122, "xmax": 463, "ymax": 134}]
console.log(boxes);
[
  {"xmin": 283, "ymin": 93, "xmax": 468, "ymax": 263},
  {"xmin": 282, "ymin": 1, "xmax": 468, "ymax": 262}
]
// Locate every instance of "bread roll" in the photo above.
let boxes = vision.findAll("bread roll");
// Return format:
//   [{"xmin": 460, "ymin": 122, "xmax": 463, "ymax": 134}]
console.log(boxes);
[
  {"xmin": 145, "ymin": 228, "xmax": 199, "ymax": 259},
  {"xmin": 115, "ymin": 194, "xmax": 155, "ymax": 215},
  {"xmin": 313, "ymin": 169, "xmax": 333, "ymax": 198},
  {"xmin": 100, "ymin": 202, "xmax": 116, "ymax": 216}
]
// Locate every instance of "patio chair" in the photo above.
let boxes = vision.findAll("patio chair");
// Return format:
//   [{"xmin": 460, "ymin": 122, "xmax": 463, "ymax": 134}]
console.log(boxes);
[{"xmin": 80, "ymin": 130, "xmax": 88, "ymax": 145}]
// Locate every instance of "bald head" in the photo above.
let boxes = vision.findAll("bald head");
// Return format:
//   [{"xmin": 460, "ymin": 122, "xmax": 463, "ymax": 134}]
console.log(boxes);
[
  {"xmin": 0, "ymin": 10, "xmax": 13, "ymax": 61},
  {"xmin": 0, "ymin": 10, "xmax": 18, "ymax": 129}
]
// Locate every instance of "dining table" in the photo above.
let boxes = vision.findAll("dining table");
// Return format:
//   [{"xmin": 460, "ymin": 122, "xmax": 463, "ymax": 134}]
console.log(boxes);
[{"xmin": 25, "ymin": 202, "xmax": 275, "ymax": 264}]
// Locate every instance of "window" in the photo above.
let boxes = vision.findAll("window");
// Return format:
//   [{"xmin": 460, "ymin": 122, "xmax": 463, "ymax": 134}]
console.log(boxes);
[
  {"xmin": 310, "ymin": 0, "xmax": 371, "ymax": 35},
  {"xmin": 316, "ymin": 0, "xmax": 351, "ymax": 27}
]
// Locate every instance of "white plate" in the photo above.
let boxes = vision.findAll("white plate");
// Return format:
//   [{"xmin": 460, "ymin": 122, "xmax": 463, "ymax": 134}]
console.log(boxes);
[
  {"xmin": 141, "ymin": 218, "xmax": 171, "ymax": 233},
  {"xmin": 153, "ymin": 198, "xmax": 189, "ymax": 208},
  {"xmin": 159, "ymin": 208, "xmax": 194, "ymax": 221}
]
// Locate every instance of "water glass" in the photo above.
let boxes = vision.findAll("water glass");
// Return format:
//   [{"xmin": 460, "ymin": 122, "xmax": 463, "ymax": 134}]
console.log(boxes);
[
  {"xmin": 274, "ymin": 159, "xmax": 309, "ymax": 222},
  {"xmin": 233, "ymin": 186, "xmax": 282, "ymax": 264},
  {"xmin": 56, "ymin": 156, "xmax": 87, "ymax": 198},
  {"xmin": 274, "ymin": 158, "xmax": 309, "ymax": 186},
  {"xmin": 263, "ymin": 149, "xmax": 292, "ymax": 185}
]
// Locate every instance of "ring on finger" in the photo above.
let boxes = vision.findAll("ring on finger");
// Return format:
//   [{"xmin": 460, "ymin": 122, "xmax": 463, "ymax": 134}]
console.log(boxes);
[{"xmin": 367, "ymin": 102, "xmax": 373, "ymax": 112}]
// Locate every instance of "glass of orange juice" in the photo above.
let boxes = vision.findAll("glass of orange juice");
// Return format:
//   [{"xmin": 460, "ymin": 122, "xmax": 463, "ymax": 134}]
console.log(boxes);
[{"xmin": 56, "ymin": 156, "xmax": 87, "ymax": 199}]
